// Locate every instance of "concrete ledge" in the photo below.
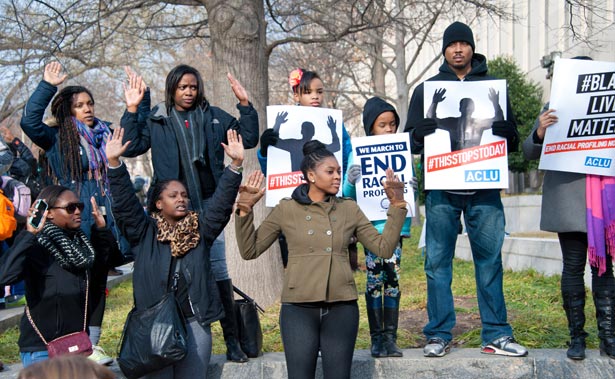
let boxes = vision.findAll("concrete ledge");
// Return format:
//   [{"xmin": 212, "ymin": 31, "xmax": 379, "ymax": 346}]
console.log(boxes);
[{"xmin": 0, "ymin": 349, "xmax": 613, "ymax": 378}]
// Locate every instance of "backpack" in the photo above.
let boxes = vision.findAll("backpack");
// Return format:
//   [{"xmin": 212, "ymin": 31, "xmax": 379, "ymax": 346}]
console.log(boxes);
[
  {"xmin": 1, "ymin": 176, "xmax": 31, "ymax": 219},
  {"xmin": 0, "ymin": 189, "xmax": 17, "ymax": 240}
]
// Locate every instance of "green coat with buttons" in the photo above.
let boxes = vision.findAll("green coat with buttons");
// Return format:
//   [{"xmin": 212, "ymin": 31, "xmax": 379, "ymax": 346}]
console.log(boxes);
[{"xmin": 235, "ymin": 196, "xmax": 407, "ymax": 303}]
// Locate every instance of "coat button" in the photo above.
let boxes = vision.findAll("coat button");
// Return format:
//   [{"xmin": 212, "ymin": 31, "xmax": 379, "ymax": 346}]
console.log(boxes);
[
  {"xmin": 308, "ymin": 229, "xmax": 314, "ymax": 235},
  {"xmin": 306, "ymin": 215, "xmax": 312, "ymax": 221},
  {"xmin": 325, "ymin": 247, "xmax": 332, "ymax": 252},
  {"xmin": 326, "ymin": 230, "xmax": 332, "ymax": 236}
]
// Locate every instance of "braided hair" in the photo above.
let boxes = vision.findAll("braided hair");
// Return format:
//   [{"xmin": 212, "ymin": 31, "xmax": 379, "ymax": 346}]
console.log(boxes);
[
  {"xmin": 50, "ymin": 86, "xmax": 94, "ymax": 185},
  {"xmin": 300, "ymin": 140, "xmax": 335, "ymax": 180}
]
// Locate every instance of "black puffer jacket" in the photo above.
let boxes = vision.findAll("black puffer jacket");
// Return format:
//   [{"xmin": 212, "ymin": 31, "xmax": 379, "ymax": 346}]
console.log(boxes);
[{"xmin": 108, "ymin": 163, "xmax": 241, "ymax": 325}]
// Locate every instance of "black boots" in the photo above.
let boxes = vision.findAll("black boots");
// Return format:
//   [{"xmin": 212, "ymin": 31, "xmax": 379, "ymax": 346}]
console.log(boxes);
[
  {"xmin": 593, "ymin": 290, "xmax": 615, "ymax": 359},
  {"xmin": 217, "ymin": 279, "xmax": 248, "ymax": 363},
  {"xmin": 383, "ymin": 294, "xmax": 403, "ymax": 357},
  {"xmin": 365, "ymin": 293, "xmax": 403, "ymax": 358},
  {"xmin": 365, "ymin": 294, "xmax": 385, "ymax": 357},
  {"xmin": 562, "ymin": 291, "xmax": 588, "ymax": 360}
]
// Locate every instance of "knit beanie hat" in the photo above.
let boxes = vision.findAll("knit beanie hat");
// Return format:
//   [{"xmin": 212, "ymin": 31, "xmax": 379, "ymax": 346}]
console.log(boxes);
[{"xmin": 442, "ymin": 21, "xmax": 475, "ymax": 55}]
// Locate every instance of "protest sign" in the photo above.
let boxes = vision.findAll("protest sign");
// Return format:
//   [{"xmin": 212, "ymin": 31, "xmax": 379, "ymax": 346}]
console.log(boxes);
[
  {"xmin": 423, "ymin": 80, "xmax": 509, "ymax": 189},
  {"xmin": 540, "ymin": 58, "xmax": 615, "ymax": 176},
  {"xmin": 352, "ymin": 133, "xmax": 415, "ymax": 221},
  {"xmin": 265, "ymin": 105, "xmax": 343, "ymax": 206}
]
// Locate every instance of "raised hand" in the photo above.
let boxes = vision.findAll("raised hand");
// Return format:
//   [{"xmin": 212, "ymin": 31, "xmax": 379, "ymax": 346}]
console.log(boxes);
[
  {"xmin": 432, "ymin": 88, "xmax": 446, "ymax": 103},
  {"xmin": 236, "ymin": 171, "xmax": 265, "ymax": 215},
  {"xmin": 346, "ymin": 164, "xmax": 362, "ymax": 185},
  {"xmin": 228, "ymin": 73, "xmax": 249, "ymax": 106},
  {"xmin": 221, "ymin": 129, "xmax": 244, "ymax": 168},
  {"xmin": 90, "ymin": 196, "xmax": 106, "ymax": 228},
  {"xmin": 382, "ymin": 168, "xmax": 406, "ymax": 208},
  {"xmin": 488, "ymin": 88, "xmax": 499, "ymax": 105},
  {"xmin": 43, "ymin": 62, "xmax": 68, "ymax": 86},
  {"xmin": 105, "ymin": 127, "xmax": 131, "ymax": 167},
  {"xmin": 327, "ymin": 115, "xmax": 337, "ymax": 131},
  {"xmin": 123, "ymin": 70, "xmax": 145, "ymax": 112},
  {"xmin": 0, "ymin": 126, "xmax": 14, "ymax": 143},
  {"xmin": 124, "ymin": 66, "xmax": 148, "ymax": 90}
]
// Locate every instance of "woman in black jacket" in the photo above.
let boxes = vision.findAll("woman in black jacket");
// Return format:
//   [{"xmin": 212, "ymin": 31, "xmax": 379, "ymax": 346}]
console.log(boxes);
[
  {"xmin": 106, "ymin": 127, "xmax": 248, "ymax": 378},
  {"xmin": 0, "ymin": 186, "xmax": 119, "ymax": 367}
]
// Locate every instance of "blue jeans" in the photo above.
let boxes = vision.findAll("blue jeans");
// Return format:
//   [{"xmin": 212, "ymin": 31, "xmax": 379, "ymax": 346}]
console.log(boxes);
[
  {"xmin": 424, "ymin": 189, "xmax": 512, "ymax": 344},
  {"xmin": 20, "ymin": 350, "xmax": 49, "ymax": 367},
  {"xmin": 202, "ymin": 198, "xmax": 229, "ymax": 281}
]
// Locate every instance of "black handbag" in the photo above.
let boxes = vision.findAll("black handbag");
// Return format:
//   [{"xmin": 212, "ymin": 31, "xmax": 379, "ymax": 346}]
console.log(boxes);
[
  {"xmin": 233, "ymin": 286, "xmax": 264, "ymax": 358},
  {"xmin": 117, "ymin": 259, "xmax": 187, "ymax": 379}
]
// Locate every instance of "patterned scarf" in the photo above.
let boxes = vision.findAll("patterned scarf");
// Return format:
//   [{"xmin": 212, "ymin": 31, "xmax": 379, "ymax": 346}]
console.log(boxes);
[
  {"xmin": 586, "ymin": 174, "xmax": 615, "ymax": 276},
  {"xmin": 74, "ymin": 117, "xmax": 111, "ymax": 187},
  {"xmin": 152, "ymin": 211, "xmax": 200, "ymax": 257},
  {"xmin": 36, "ymin": 222, "xmax": 95, "ymax": 273}
]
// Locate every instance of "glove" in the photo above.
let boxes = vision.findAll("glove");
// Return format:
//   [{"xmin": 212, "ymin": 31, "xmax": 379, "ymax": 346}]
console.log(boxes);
[
  {"xmin": 346, "ymin": 164, "xmax": 361, "ymax": 184},
  {"xmin": 413, "ymin": 118, "xmax": 438, "ymax": 142},
  {"xmin": 491, "ymin": 120, "xmax": 519, "ymax": 151},
  {"xmin": 259, "ymin": 129, "xmax": 279, "ymax": 157},
  {"xmin": 236, "ymin": 184, "xmax": 265, "ymax": 213}
]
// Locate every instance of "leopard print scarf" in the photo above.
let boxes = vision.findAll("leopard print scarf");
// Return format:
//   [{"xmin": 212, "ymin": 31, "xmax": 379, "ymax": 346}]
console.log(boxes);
[{"xmin": 152, "ymin": 211, "xmax": 200, "ymax": 257}]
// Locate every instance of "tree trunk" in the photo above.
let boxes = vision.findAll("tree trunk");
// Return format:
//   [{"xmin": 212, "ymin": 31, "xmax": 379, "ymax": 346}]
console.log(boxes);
[{"xmin": 204, "ymin": 0, "xmax": 283, "ymax": 307}]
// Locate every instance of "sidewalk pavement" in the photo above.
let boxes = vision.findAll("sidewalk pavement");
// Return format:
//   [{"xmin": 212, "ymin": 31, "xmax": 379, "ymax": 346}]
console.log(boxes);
[{"xmin": 0, "ymin": 349, "xmax": 613, "ymax": 378}]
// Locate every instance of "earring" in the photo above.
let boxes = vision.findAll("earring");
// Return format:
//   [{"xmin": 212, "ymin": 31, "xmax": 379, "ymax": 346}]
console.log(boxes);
[{"xmin": 311, "ymin": 179, "xmax": 315, "ymax": 183}]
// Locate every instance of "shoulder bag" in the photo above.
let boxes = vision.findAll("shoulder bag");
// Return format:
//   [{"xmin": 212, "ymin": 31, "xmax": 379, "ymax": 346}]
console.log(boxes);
[
  {"xmin": 117, "ymin": 258, "xmax": 187, "ymax": 379},
  {"xmin": 233, "ymin": 285, "xmax": 264, "ymax": 358},
  {"xmin": 26, "ymin": 273, "xmax": 93, "ymax": 358}
]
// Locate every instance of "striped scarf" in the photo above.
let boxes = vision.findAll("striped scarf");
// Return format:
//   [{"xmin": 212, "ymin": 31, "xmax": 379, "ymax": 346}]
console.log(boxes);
[
  {"xmin": 587, "ymin": 174, "xmax": 615, "ymax": 276},
  {"xmin": 74, "ymin": 117, "xmax": 111, "ymax": 187},
  {"xmin": 36, "ymin": 222, "xmax": 95, "ymax": 273}
]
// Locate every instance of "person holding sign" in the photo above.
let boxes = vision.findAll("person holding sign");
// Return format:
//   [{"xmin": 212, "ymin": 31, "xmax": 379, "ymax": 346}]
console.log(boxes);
[
  {"xmin": 523, "ymin": 59, "xmax": 615, "ymax": 360},
  {"xmin": 235, "ymin": 140, "xmax": 407, "ymax": 379},
  {"xmin": 343, "ymin": 97, "xmax": 412, "ymax": 358},
  {"xmin": 404, "ymin": 21, "xmax": 526, "ymax": 358}
]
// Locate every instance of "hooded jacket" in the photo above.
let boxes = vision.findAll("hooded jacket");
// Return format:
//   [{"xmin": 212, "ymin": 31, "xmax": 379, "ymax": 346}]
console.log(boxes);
[
  {"xmin": 404, "ymin": 54, "xmax": 518, "ymax": 154},
  {"xmin": 235, "ymin": 183, "xmax": 406, "ymax": 303},
  {"xmin": 342, "ymin": 97, "xmax": 411, "ymax": 235}
]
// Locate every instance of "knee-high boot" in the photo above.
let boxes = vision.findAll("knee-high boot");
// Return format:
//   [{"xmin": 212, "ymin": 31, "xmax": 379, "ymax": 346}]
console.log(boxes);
[
  {"xmin": 365, "ymin": 293, "xmax": 385, "ymax": 358},
  {"xmin": 562, "ymin": 290, "xmax": 587, "ymax": 360},
  {"xmin": 593, "ymin": 290, "xmax": 615, "ymax": 359},
  {"xmin": 383, "ymin": 293, "xmax": 403, "ymax": 357},
  {"xmin": 217, "ymin": 279, "xmax": 248, "ymax": 363}
]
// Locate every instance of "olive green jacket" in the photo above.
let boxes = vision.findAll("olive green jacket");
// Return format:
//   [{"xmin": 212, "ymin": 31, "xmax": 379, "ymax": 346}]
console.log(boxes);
[{"xmin": 235, "ymin": 195, "xmax": 406, "ymax": 303}]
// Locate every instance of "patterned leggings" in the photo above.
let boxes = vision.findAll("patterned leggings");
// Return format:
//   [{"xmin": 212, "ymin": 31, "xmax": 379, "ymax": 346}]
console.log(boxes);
[{"xmin": 365, "ymin": 241, "xmax": 402, "ymax": 299}]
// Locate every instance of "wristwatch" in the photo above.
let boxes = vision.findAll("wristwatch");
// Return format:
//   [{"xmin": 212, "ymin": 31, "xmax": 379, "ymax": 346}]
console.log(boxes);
[{"xmin": 229, "ymin": 163, "xmax": 243, "ymax": 174}]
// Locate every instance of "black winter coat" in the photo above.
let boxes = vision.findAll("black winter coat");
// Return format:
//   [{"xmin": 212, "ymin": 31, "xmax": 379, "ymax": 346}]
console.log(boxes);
[
  {"xmin": 108, "ymin": 163, "xmax": 241, "ymax": 325},
  {"xmin": 0, "ymin": 227, "xmax": 117, "ymax": 352}
]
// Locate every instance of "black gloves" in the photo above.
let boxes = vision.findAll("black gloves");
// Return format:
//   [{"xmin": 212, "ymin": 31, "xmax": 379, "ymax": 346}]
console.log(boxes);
[
  {"xmin": 259, "ymin": 129, "xmax": 279, "ymax": 157},
  {"xmin": 491, "ymin": 120, "xmax": 519, "ymax": 152},
  {"xmin": 412, "ymin": 118, "xmax": 438, "ymax": 143}
]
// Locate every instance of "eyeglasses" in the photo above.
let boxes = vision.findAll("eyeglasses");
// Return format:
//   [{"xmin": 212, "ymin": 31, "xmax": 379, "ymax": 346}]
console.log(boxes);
[{"xmin": 50, "ymin": 202, "xmax": 85, "ymax": 214}]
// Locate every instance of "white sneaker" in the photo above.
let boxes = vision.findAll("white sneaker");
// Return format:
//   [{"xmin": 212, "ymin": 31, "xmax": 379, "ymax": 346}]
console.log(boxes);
[{"xmin": 88, "ymin": 345, "xmax": 114, "ymax": 365}]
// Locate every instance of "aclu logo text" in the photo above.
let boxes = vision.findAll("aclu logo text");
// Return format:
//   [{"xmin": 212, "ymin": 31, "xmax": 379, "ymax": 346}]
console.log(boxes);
[
  {"xmin": 464, "ymin": 169, "xmax": 500, "ymax": 183},
  {"xmin": 584, "ymin": 156, "xmax": 612, "ymax": 169}
]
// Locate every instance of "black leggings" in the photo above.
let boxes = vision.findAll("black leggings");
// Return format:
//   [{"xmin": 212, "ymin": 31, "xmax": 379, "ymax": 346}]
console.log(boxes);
[
  {"xmin": 559, "ymin": 232, "xmax": 615, "ymax": 294},
  {"xmin": 280, "ymin": 301, "xmax": 359, "ymax": 379}
]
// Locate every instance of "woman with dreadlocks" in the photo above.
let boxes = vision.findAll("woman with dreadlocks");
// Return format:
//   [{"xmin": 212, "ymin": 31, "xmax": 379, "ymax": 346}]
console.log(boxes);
[{"xmin": 19, "ymin": 62, "xmax": 124, "ymax": 365}]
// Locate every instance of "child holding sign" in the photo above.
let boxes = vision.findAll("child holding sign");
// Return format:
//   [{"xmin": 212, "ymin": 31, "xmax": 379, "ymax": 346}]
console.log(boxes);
[{"xmin": 343, "ymin": 97, "xmax": 412, "ymax": 357}]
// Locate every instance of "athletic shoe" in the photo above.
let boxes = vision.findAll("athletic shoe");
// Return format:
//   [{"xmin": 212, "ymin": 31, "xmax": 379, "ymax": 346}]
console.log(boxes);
[
  {"xmin": 423, "ymin": 337, "xmax": 451, "ymax": 357},
  {"xmin": 88, "ymin": 345, "xmax": 114, "ymax": 365},
  {"xmin": 5, "ymin": 295, "xmax": 26, "ymax": 308},
  {"xmin": 481, "ymin": 336, "xmax": 528, "ymax": 357}
]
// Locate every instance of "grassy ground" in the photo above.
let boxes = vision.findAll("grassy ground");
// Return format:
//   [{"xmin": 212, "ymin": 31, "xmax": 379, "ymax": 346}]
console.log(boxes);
[{"xmin": 0, "ymin": 225, "xmax": 598, "ymax": 363}]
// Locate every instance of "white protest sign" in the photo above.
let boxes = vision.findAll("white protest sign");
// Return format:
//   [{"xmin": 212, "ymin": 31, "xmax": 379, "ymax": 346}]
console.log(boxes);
[
  {"xmin": 265, "ymin": 105, "xmax": 343, "ymax": 206},
  {"xmin": 540, "ymin": 58, "xmax": 615, "ymax": 176},
  {"xmin": 352, "ymin": 133, "xmax": 415, "ymax": 221},
  {"xmin": 423, "ymin": 80, "xmax": 509, "ymax": 190}
]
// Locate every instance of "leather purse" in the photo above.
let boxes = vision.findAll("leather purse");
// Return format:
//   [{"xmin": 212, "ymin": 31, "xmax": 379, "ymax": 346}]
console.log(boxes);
[
  {"xmin": 233, "ymin": 286, "xmax": 264, "ymax": 358},
  {"xmin": 26, "ymin": 273, "xmax": 93, "ymax": 358}
]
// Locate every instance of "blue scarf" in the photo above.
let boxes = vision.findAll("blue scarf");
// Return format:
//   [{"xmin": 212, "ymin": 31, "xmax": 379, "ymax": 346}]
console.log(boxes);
[{"xmin": 74, "ymin": 117, "xmax": 111, "ymax": 187}]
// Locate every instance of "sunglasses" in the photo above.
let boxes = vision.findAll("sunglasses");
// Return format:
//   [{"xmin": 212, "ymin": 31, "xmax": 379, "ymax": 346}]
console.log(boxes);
[{"xmin": 50, "ymin": 202, "xmax": 85, "ymax": 214}]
